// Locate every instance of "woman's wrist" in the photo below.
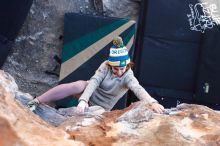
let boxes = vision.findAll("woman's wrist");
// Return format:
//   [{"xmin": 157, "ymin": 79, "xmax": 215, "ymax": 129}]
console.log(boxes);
[
  {"xmin": 78, "ymin": 99, "xmax": 88, "ymax": 104},
  {"xmin": 150, "ymin": 101, "xmax": 158, "ymax": 105}
]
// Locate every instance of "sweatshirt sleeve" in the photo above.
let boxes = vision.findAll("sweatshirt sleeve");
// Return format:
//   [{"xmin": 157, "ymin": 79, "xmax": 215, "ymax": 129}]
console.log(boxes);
[
  {"xmin": 79, "ymin": 61, "xmax": 109, "ymax": 103},
  {"xmin": 125, "ymin": 69, "xmax": 158, "ymax": 104}
]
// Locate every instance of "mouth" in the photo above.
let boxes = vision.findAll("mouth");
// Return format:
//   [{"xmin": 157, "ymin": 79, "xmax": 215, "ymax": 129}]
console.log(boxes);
[{"xmin": 114, "ymin": 73, "xmax": 122, "ymax": 77}]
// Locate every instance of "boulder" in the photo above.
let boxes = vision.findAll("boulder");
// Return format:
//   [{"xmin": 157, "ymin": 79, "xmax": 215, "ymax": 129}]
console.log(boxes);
[{"xmin": 1, "ymin": 70, "xmax": 220, "ymax": 146}]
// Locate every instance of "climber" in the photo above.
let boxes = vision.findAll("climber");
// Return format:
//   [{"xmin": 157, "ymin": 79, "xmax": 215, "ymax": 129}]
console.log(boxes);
[{"xmin": 27, "ymin": 36, "xmax": 165, "ymax": 114}]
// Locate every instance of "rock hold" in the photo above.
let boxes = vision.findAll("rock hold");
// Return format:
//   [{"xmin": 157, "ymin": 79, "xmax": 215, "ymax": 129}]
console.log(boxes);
[{"xmin": 117, "ymin": 102, "xmax": 153, "ymax": 123}]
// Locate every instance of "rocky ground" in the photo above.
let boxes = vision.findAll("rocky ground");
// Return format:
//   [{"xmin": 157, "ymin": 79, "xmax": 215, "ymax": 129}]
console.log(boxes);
[{"xmin": 2, "ymin": 0, "xmax": 140, "ymax": 97}]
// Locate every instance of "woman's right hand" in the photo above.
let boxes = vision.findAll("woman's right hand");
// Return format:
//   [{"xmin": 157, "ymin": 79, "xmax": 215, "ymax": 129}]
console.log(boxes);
[
  {"xmin": 151, "ymin": 102, "xmax": 165, "ymax": 114},
  {"xmin": 76, "ymin": 100, "xmax": 88, "ymax": 114}
]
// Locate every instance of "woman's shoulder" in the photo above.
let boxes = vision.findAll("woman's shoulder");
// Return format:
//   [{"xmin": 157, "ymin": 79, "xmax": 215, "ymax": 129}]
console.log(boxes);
[
  {"xmin": 95, "ymin": 61, "xmax": 110, "ymax": 75},
  {"xmin": 99, "ymin": 60, "xmax": 110, "ymax": 69},
  {"xmin": 125, "ymin": 68, "xmax": 134, "ymax": 75},
  {"xmin": 123, "ymin": 68, "xmax": 135, "ymax": 80}
]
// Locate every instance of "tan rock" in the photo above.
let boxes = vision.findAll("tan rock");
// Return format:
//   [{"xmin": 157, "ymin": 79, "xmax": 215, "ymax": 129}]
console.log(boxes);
[
  {"xmin": 0, "ymin": 70, "xmax": 83, "ymax": 146},
  {"xmin": 1, "ymin": 70, "xmax": 220, "ymax": 146}
]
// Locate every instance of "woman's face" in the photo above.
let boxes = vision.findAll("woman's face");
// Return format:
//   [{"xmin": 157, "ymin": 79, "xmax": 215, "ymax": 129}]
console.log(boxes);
[{"xmin": 111, "ymin": 66, "xmax": 126, "ymax": 77}]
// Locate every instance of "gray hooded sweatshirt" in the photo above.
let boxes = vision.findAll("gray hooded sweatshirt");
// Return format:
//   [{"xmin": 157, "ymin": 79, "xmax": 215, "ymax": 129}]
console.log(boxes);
[{"xmin": 79, "ymin": 61, "xmax": 158, "ymax": 111}]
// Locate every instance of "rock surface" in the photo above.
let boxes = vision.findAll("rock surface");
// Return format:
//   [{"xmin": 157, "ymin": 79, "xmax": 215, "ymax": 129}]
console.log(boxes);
[
  {"xmin": 0, "ymin": 70, "xmax": 83, "ymax": 146},
  {"xmin": 103, "ymin": 0, "xmax": 141, "ymax": 20},
  {"xmin": 1, "ymin": 70, "xmax": 220, "ymax": 146}
]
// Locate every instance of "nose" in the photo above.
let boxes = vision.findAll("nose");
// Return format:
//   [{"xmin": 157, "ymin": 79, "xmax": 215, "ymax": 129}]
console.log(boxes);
[{"xmin": 115, "ymin": 70, "xmax": 123, "ymax": 76}]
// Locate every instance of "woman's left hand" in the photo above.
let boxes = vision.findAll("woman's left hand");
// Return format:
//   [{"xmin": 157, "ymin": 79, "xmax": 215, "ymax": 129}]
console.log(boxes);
[
  {"xmin": 151, "ymin": 102, "xmax": 165, "ymax": 114},
  {"xmin": 76, "ymin": 100, "xmax": 88, "ymax": 114}
]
